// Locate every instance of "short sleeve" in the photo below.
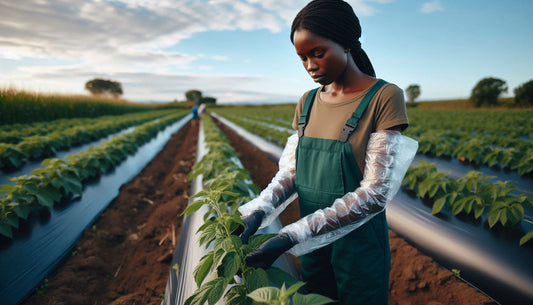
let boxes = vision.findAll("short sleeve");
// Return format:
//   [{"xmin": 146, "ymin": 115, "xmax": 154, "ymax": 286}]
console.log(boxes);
[
  {"xmin": 374, "ymin": 84, "xmax": 409, "ymax": 131},
  {"xmin": 292, "ymin": 92, "xmax": 308, "ymax": 131}
]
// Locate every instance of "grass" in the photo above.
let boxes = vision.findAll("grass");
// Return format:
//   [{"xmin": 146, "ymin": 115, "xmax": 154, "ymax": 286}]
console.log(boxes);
[
  {"xmin": 0, "ymin": 88, "xmax": 168, "ymax": 125},
  {"xmin": 408, "ymin": 97, "xmax": 528, "ymax": 110}
]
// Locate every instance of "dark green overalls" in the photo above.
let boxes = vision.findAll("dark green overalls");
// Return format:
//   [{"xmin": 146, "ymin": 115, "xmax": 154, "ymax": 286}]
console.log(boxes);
[{"xmin": 295, "ymin": 80, "xmax": 390, "ymax": 305}]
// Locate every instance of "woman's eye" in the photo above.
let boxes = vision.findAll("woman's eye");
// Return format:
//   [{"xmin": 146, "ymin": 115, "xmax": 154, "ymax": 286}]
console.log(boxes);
[{"xmin": 314, "ymin": 51, "xmax": 325, "ymax": 58}]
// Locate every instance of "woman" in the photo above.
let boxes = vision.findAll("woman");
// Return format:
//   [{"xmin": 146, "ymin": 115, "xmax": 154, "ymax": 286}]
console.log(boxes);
[{"xmin": 237, "ymin": 0, "xmax": 418, "ymax": 304}]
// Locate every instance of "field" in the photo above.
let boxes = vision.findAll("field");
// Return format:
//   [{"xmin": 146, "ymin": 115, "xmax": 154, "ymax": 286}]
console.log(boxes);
[{"xmin": 1, "ymin": 90, "xmax": 532, "ymax": 305}]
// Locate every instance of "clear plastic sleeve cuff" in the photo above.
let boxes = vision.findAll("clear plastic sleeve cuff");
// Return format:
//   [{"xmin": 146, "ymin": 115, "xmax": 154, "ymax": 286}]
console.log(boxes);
[{"xmin": 238, "ymin": 134, "xmax": 299, "ymax": 228}]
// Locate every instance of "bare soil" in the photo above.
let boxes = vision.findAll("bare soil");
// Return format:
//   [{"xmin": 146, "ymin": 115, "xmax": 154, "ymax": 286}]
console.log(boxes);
[{"xmin": 21, "ymin": 118, "xmax": 497, "ymax": 305}]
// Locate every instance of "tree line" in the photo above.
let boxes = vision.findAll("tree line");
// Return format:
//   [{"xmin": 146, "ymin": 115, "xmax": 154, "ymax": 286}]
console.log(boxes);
[
  {"xmin": 84, "ymin": 78, "xmax": 217, "ymax": 105},
  {"xmin": 405, "ymin": 78, "xmax": 533, "ymax": 107}
]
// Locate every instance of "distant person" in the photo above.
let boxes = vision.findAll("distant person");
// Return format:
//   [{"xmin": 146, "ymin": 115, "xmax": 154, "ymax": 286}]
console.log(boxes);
[
  {"xmin": 235, "ymin": 1, "xmax": 418, "ymax": 304},
  {"xmin": 191, "ymin": 105, "xmax": 199, "ymax": 120}
]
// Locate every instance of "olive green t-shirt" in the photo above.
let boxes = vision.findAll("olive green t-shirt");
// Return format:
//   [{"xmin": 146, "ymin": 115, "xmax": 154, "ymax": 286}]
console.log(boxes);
[{"xmin": 292, "ymin": 81, "xmax": 409, "ymax": 174}]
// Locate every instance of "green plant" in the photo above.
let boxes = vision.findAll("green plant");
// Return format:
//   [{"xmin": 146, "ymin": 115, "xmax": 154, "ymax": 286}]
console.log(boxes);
[
  {"xmin": 403, "ymin": 160, "xmax": 533, "ymax": 245},
  {"xmin": 36, "ymin": 278, "xmax": 49, "ymax": 296},
  {"xmin": 248, "ymin": 282, "xmax": 332, "ymax": 305},
  {"xmin": 0, "ymin": 112, "xmax": 187, "ymax": 238},
  {"xmin": 181, "ymin": 116, "xmax": 333, "ymax": 305}
]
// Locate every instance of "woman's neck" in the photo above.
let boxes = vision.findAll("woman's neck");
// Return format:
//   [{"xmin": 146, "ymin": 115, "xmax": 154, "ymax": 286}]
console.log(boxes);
[{"xmin": 321, "ymin": 65, "xmax": 376, "ymax": 103}]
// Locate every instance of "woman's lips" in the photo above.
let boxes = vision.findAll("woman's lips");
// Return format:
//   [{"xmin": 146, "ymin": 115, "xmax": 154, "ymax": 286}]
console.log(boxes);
[{"xmin": 311, "ymin": 74, "xmax": 325, "ymax": 82}]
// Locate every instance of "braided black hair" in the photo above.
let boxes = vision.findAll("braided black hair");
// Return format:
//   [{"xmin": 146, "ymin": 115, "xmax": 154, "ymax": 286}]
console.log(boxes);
[{"xmin": 291, "ymin": 0, "xmax": 376, "ymax": 77}]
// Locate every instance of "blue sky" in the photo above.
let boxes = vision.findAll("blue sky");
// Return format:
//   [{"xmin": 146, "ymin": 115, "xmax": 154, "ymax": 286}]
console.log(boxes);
[{"xmin": 1, "ymin": 0, "xmax": 532, "ymax": 104}]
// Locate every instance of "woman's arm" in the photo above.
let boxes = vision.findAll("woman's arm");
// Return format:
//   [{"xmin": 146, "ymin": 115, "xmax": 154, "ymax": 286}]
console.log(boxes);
[
  {"xmin": 238, "ymin": 133, "xmax": 299, "ymax": 229},
  {"xmin": 279, "ymin": 130, "xmax": 418, "ymax": 256}
]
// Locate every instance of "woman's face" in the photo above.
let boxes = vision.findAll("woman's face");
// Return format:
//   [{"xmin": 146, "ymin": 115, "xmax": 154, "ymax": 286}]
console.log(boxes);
[{"xmin": 293, "ymin": 28, "xmax": 348, "ymax": 86}]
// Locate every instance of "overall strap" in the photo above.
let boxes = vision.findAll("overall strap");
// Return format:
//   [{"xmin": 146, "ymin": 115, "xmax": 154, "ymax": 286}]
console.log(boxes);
[
  {"xmin": 297, "ymin": 87, "xmax": 320, "ymax": 137},
  {"xmin": 339, "ymin": 79, "xmax": 387, "ymax": 142}
]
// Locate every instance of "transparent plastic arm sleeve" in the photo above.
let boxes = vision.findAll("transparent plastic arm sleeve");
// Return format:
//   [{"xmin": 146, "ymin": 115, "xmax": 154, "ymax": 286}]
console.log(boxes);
[
  {"xmin": 238, "ymin": 133, "xmax": 299, "ymax": 228},
  {"xmin": 279, "ymin": 130, "xmax": 419, "ymax": 256}
]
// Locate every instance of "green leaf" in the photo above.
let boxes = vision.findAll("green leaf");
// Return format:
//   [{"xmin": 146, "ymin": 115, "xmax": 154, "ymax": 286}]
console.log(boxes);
[
  {"xmin": 246, "ymin": 268, "xmax": 269, "ymax": 292},
  {"xmin": 5, "ymin": 213, "xmax": 19, "ymax": 228},
  {"xmin": 33, "ymin": 193, "xmax": 52, "ymax": 208},
  {"xmin": 248, "ymin": 234, "xmax": 277, "ymax": 252},
  {"xmin": 191, "ymin": 190, "xmax": 209, "ymax": 199},
  {"xmin": 265, "ymin": 267, "xmax": 299, "ymax": 288},
  {"xmin": 224, "ymin": 285, "xmax": 252, "ymax": 305},
  {"xmin": 432, "ymin": 196, "xmax": 447, "ymax": 215},
  {"xmin": 60, "ymin": 172, "xmax": 82, "ymax": 195},
  {"xmin": 505, "ymin": 204, "xmax": 524, "ymax": 226},
  {"xmin": 182, "ymin": 200, "xmax": 207, "ymax": 216},
  {"xmin": 284, "ymin": 281, "xmax": 306, "ymax": 298},
  {"xmin": 292, "ymin": 292, "xmax": 335, "ymax": 305},
  {"xmin": 184, "ymin": 277, "xmax": 228, "ymax": 305},
  {"xmin": 500, "ymin": 210, "xmax": 508, "ymax": 226},
  {"xmin": 452, "ymin": 198, "xmax": 467, "ymax": 215},
  {"xmin": 38, "ymin": 185, "xmax": 62, "ymax": 207},
  {"xmin": 217, "ymin": 251, "xmax": 240, "ymax": 280},
  {"xmin": 206, "ymin": 277, "xmax": 228, "ymax": 305},
  {"xmin": 473, "ymin": 204, "xmax": 485, "ymax": 219},
  {"xmin": 520, "ymin": 230, "xmax": 533, "ymax": 246},
  {"xmin": 487, "ymin": 208, "xmax": 502, "ymax": 228},
  {"xmin": 198, "ymin": 221, "xmax": 218, "ymax": 246},
  {"xmin": 0, "ymin": 222, "xmax": 13, "ymax": 238},
  {"xmin": 222, "ymin": 190, "xmax": 241, "ymax": 198},
  {"xmin": 194, "ymin": 252, "xmax": 214, "ymax": 287},
  {"xmin": 218, "ymin": 213, "xmax": 243, "ymax": 233},
  {"xmin": 13, "ymin": 204, "xmax": 30, "ymax": 219},
  {"xmin": 248, "ymin": 287, "xmax": 281, "ymax": 303}
]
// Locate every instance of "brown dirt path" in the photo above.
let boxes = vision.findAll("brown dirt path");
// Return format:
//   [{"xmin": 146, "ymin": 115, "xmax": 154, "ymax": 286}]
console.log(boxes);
[
  {"xmin": 22, "ymin": 119, "xmax": 199, "ymax": 305},
  {"xmin": 20, "ymin": 117, "xmax": 497, "ymax": 305}
]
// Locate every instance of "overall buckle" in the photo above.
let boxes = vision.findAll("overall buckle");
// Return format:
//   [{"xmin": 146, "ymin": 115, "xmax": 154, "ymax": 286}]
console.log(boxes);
[
  {"xmin": 298, "ymin": 121, "xmax": 306, "ymax": 137},
  {"xmin": 339, "ymin": 122, "xmax": 356, "ymax": 142}
]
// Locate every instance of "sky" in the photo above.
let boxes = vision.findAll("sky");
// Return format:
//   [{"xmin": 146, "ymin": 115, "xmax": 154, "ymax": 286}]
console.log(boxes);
[{"xmin": 1, "ymin": 0, "xmax": 532, "ymax": 104}]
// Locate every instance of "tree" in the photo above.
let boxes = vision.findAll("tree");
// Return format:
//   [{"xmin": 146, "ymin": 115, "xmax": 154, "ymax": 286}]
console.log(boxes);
[
  {"xmin": 201, "ymin": 96, "xmax": 217, "ymax": 104},
  {"xmin": 85, "ymin": 78, "xmax": 123, "ymax": 98},
  {"xmin": 405, "ymin": 84, "xmax": 421, "ymax": 103},
  {"xmin": 470, "ymin": 77, "xmax": 507, "ymax": 107},
  {"xmin": 514, "ymin": 79, "xmax": 533, "ymax": 107},
  {"xmin": 185, "ymin": 89, "xmax": 202, "ymax": 105}
]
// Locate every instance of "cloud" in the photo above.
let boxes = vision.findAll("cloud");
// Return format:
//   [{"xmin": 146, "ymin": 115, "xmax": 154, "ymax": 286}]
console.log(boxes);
[
  {"xmin": 0, "ymin": 0, "xmax": 387, "ymax": 60},
  {"xmin": 0, "ymin": 0, "xmax": 395, "ymax": 103},
  {"xmin": 420, "ymin": 1, "xmax": 444, "ymax": 13}
]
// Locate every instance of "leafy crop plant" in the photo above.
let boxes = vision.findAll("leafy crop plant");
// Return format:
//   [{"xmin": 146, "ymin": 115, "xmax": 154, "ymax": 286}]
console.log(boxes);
[{"xmin": 181, "ymin": 115, "xmax": 333, "ymax": 305}]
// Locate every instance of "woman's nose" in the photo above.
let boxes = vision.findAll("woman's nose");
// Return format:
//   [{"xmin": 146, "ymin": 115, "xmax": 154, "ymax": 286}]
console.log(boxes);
[{"xmin": 306, "ymin": 59, "xmax": 318, "ymax": 71}]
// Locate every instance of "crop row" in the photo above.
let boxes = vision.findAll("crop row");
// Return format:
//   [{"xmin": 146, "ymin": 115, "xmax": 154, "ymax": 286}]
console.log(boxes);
[
  {"xmin": 0, "ymin": 112, "xmax": 186, "ymax": 239},
  {"xmin": 1, "ymin": 117, "xmax": 104, "ymax": 143},
  {"xmin": 214, "ymin": 106, "xmax": 294, "ymax": 128},
  {"xmin": 405, "ymin": 129, "xmax": 533, "ymax": 176},
  {"xmin": 212, "ymin": 111, "xmax": 292, "ymax": 147},
  {"xmin": 211, "ymin": 110, "xmax": 532, "ymax": 244},
  {"xmin": 216, "ymin": 106, "xmax": 533, "ymax": 176},
  {"xmin": 0, "ymin": 110, "xmax": 168, "ymax": 143},
  {"xmin": 181, "ymin": 115, "xmax": 331, "ymax": 305},
  {"xmin": 0, "ymin": 110, "xmax": 183, "ymax": 170},
  {"xmin": 403, "ymin": 160, "xmax": 533, "ymax": 245},
  {"xmin": 407, "ymin": 109, "xmax": 533, "ymax": 140}
]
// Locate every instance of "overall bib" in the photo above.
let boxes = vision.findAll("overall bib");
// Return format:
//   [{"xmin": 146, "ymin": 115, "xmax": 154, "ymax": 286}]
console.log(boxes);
[{"xmin": 295, "ymin": 80, "xmax": 390, "ymax": 305}]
